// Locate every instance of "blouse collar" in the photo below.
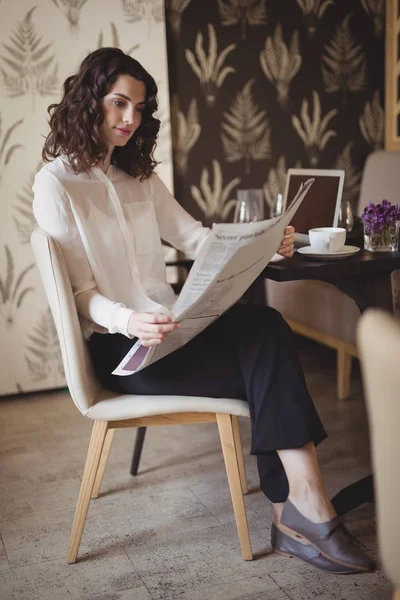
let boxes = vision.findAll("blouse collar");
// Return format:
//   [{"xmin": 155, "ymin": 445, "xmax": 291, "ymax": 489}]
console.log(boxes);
[{"xmin": 59, "ymin": 154, "xmax": 115, "ymax": 182}]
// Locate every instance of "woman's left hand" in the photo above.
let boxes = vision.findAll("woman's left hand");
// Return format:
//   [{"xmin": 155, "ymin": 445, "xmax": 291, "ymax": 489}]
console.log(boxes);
[{"xmin": 277, "ymin": 226, "xmax": 295, "ymax": 258}]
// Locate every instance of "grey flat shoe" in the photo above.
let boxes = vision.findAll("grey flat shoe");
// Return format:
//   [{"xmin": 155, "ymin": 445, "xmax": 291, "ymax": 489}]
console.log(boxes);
[
  {"xmin": 271, "ymin": 524, "xmax": 358, "ymax": 574},
  {"xmin": 281, "ymin": 499, "xmax": 376, "ymax": 572}
]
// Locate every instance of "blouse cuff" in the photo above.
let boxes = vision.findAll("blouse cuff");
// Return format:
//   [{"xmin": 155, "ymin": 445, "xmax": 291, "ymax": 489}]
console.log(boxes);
[{"xmin": 114, "ymin": 306, "xmax": 135, "ymax": 338}]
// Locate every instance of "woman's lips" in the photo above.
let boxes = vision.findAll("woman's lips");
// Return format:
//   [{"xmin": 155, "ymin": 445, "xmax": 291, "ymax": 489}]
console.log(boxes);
[{"xmin": 115, "ymin": 127, "xmax": 131, "ymax": 136}]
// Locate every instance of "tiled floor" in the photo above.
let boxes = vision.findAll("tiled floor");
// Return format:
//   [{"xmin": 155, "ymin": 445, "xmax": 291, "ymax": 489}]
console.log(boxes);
[{"xmin": 0, "ymin": 339, "xmax": 393, "ymax": 599}]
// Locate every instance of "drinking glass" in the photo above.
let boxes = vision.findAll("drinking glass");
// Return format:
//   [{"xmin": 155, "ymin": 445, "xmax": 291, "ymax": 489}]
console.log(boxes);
[
  {"xmin": 233, "ymin": 189, "xmax": 264, "ymax": 223},
  {"xmin": 270, "ymin": 193, "xmax": 284, "ymax": 218},
  {"xmin": 338, "ymin": 200, "xmax": 354, "ymax": 232}
]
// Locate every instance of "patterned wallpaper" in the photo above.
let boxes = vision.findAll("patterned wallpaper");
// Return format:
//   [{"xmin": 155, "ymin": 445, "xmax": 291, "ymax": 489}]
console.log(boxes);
[
  {"xmin": 164, "ymin": 0, "xmax": 385, "ymax": 226},
  {"xmin": 0, "ymin": 0, "xmax": 173, "ymax": 396},
  {"xmin": 0, "ymin": 0, "xmax": 386, "ymax": 395}
]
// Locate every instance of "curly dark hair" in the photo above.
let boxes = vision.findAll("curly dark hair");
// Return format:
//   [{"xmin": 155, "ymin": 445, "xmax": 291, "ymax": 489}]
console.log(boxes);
[{"xmin": 42, "ymin": 48, "xmax": 160, "ymax": 179}]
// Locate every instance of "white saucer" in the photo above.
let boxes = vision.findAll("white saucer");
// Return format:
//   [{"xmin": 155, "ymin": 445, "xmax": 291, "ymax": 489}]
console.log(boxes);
[{"xmin": 297, "ymin": 245, "xmax": 361, "ymax": 260}]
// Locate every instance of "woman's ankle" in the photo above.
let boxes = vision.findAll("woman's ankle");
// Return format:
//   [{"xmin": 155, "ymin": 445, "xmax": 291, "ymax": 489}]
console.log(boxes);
[
  {"xmin": 272, "ymin": 501, "xmax": 285, "ymax": 526},
  {"xmin": 288, "ymin": 480, "xmax": 336, "ymax": 523}
]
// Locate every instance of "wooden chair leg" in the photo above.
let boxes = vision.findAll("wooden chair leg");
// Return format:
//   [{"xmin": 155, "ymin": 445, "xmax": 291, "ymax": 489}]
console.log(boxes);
[
  {"xmin": 67, "ymin": 420, "xmax": 109, "ymax": 564},
  {"xmin": 91, "ymin": 428, "xmax": 115, "ymax": 499},
  {"xmin": 130, "ymin": 426, "xmax": 147, "ymax": 476},
  {"xmin": 393, "ymin": 589, "xmax": 400, "ymax": 600},
  {"xmin": 231, "ymin": 416, "xmax": 248, "ymax": 494},
  {"xmin": 337, "ymin": 346, "xmax": 352, "ymax": 400},
  {"xmin": 216, "ymin": 413, "xmax": 252, "ymax": 561}
]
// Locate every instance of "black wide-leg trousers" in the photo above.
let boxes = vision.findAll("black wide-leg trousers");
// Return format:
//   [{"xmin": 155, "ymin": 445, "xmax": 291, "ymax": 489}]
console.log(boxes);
[{"xmin": 88, "ymin": 304, "xmax": 327, "ymax": 503}]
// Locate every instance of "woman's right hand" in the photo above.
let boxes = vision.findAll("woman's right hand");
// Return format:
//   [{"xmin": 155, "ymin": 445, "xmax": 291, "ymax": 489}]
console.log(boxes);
[{"xmin": 127, "ymin": 312, "xmax": 181, "ymax": 346}]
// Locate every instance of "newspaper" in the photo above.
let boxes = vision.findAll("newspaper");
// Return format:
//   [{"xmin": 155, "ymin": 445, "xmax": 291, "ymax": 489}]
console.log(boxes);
[{"xmin": 112, "ymin": 178, "xmax": 314, "ymax": 376}]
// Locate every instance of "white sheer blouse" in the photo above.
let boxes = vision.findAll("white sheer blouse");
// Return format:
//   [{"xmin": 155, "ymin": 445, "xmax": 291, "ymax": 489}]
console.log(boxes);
[{"xmin": 33, "ymin": 156, "xmax": 210, "ymax": 339}]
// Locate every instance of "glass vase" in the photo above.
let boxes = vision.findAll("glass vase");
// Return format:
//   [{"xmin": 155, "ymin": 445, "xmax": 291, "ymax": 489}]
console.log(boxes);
[{"xmin": 363, "ymin": 222, "xmax": 398, "ymax": 252}]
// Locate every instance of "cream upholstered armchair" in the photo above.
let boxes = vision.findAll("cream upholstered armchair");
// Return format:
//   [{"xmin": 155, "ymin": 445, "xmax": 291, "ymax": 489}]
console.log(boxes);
[
  {"xmin": 357, "ymin": 309, "xmax": 400, "ymax": 600},
  {"xmin": 266, "ymin": 150, "xmax": 400, "ymax": 399},
  {"xmin": 31, "ymin": 228, "xmax": 252, "ymax": 563}
]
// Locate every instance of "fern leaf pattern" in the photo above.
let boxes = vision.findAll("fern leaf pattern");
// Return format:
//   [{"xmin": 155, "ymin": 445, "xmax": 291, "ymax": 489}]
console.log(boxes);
[
  {"xmin": 95, "ymin": 22, "xmax": 139, "ymax": 55},
  {"xmin": 263, "ymin": 156, "xmax": 287, "ymax": 218},
  {"xmin": 1, "ymin": 7, "xmax": 59, "ymax": 109},
  {"xmin": 360, "ymin": 0, "xmax": 384, "ymax": 36},
  {"xmin": 165, "ymin": 0, "xmax": 192, "ymax": 38},
  {"xmin": 296, "ymin": 0, "xmax": 334, "ymax": 36},
  {"xmin": 335, "ymin": 142, "xmax": 361, "ymax": 210},
  {"xmin": 190, "ymin": 160, "xmax": 240, "ymax": 224},
  {"xmin": 217, "ymin": 0, "xmax": 267, "ymax": 40},
  {"xmin": 171, "ymin": 95, "xmax": 201, "ymax": 174},
  {"xmin": 0, "ymin": 246, "xmax": 35, "ymax": 327},
  {"xmin": 221, "ymin": 79, "xmax": 271, "ymax": 174},
  {"xmin": 0, "ymin": 113, "xmax": 24, "ymax": 184},
  {"xmin": 52, "ymin": 0, "xmax": 89, "ymax": 27},
  {"xmin": 263, "ymin": 156, "xmax": 302, "ymax": 217},
  {"xmin": 13, "ymin": 162, "xmax": 42, "ymax": 244},
  {"xmin": 292, "ymin": 90, "xmax": 337, "ymax": 165},
  {"xmin": 359, "ymin": 90, "xmax": 384, "ymax": 150},
  {"xmin": 185, "ymin": 23, "xmax": 236, "ymax": 106},
  {"xmin": 122, "ymin": 0, "xmax": 164, "ymax": 36},
  {"xmin": 321, "ymin": 14, "xmax": 366, "ymax": 104},
  {"xmin": 25, "ymin": 308, "xmax": 64, "ymax": 383},
  {"xmin": 260, "ymin": 25, "xmax": 302, "ymax": 106}
]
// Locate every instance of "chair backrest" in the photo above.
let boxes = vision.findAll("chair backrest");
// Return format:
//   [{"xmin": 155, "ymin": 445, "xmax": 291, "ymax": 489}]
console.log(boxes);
[
  {"xmin": 357, "ymin": 150, "xmax": 400, "ymax": 216},
  {"xmin": 357, "ymin": 309, "xmax": 400, "ymax": 589},
  {"xmin": 31, "ymin": 228, "xmax": 101, "ymax": 415}
]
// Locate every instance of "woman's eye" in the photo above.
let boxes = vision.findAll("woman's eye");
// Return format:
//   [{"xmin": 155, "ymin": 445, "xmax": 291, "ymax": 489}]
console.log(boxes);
[
  {"xmin": 114, "ymin": 101, "xmax": 125, "ymax": 107},
  {"xmin": 136, "ymin": 106, "xmax": 145, "ymax": 113}
]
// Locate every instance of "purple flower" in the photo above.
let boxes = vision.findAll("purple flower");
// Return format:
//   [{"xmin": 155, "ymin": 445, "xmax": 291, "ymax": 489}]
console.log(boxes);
[{"xmin": 361, "ymin": 199, "xmax": 400, "ymax": 235}]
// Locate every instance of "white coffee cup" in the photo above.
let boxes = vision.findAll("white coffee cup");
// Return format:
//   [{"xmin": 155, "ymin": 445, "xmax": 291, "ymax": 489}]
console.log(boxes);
[{"xmin": 308, "ymin": 227, "xmax": 346, "ymax": 253}]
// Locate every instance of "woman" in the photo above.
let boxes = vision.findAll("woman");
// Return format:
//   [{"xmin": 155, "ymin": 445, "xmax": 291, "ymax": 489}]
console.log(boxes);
[{"xmin": 33, "ymin": 48, "xmax": 374, "ymax": 574}]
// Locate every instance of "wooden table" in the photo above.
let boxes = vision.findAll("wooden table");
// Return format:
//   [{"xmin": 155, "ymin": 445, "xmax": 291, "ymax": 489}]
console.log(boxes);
[
  {"xmin": 263, "ymin": 247, "xmax": 400, "ymax": 312},
  {"xmin": 263, "ymin": 246, "xmax": 400, "ymax": 515}
]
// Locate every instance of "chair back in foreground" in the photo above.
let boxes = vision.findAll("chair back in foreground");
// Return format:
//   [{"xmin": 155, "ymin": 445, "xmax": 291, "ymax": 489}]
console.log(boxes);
[
  {"xmin": 356, "ymin": 150, "xmax": 400, "ymax": 215},
  {"xmin": 357, "ymin": 309, "xmax": 400, "ymax": 595},
  {"xmin": 31, "ymin": 228, "xmax": 100, "ymax": 415}
]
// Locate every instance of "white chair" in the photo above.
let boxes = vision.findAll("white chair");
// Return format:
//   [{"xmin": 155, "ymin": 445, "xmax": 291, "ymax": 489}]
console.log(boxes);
[
  {"xmin": 266, "ymin": 150, "xmax": 400, "ymax": 399},
  {"xmin": 31, "ymin": 228, "xmax": 252, "ymax": 564},
  {"xmin": 357, "ymin": 309, "xmax": 400, "ymax": 600}
]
